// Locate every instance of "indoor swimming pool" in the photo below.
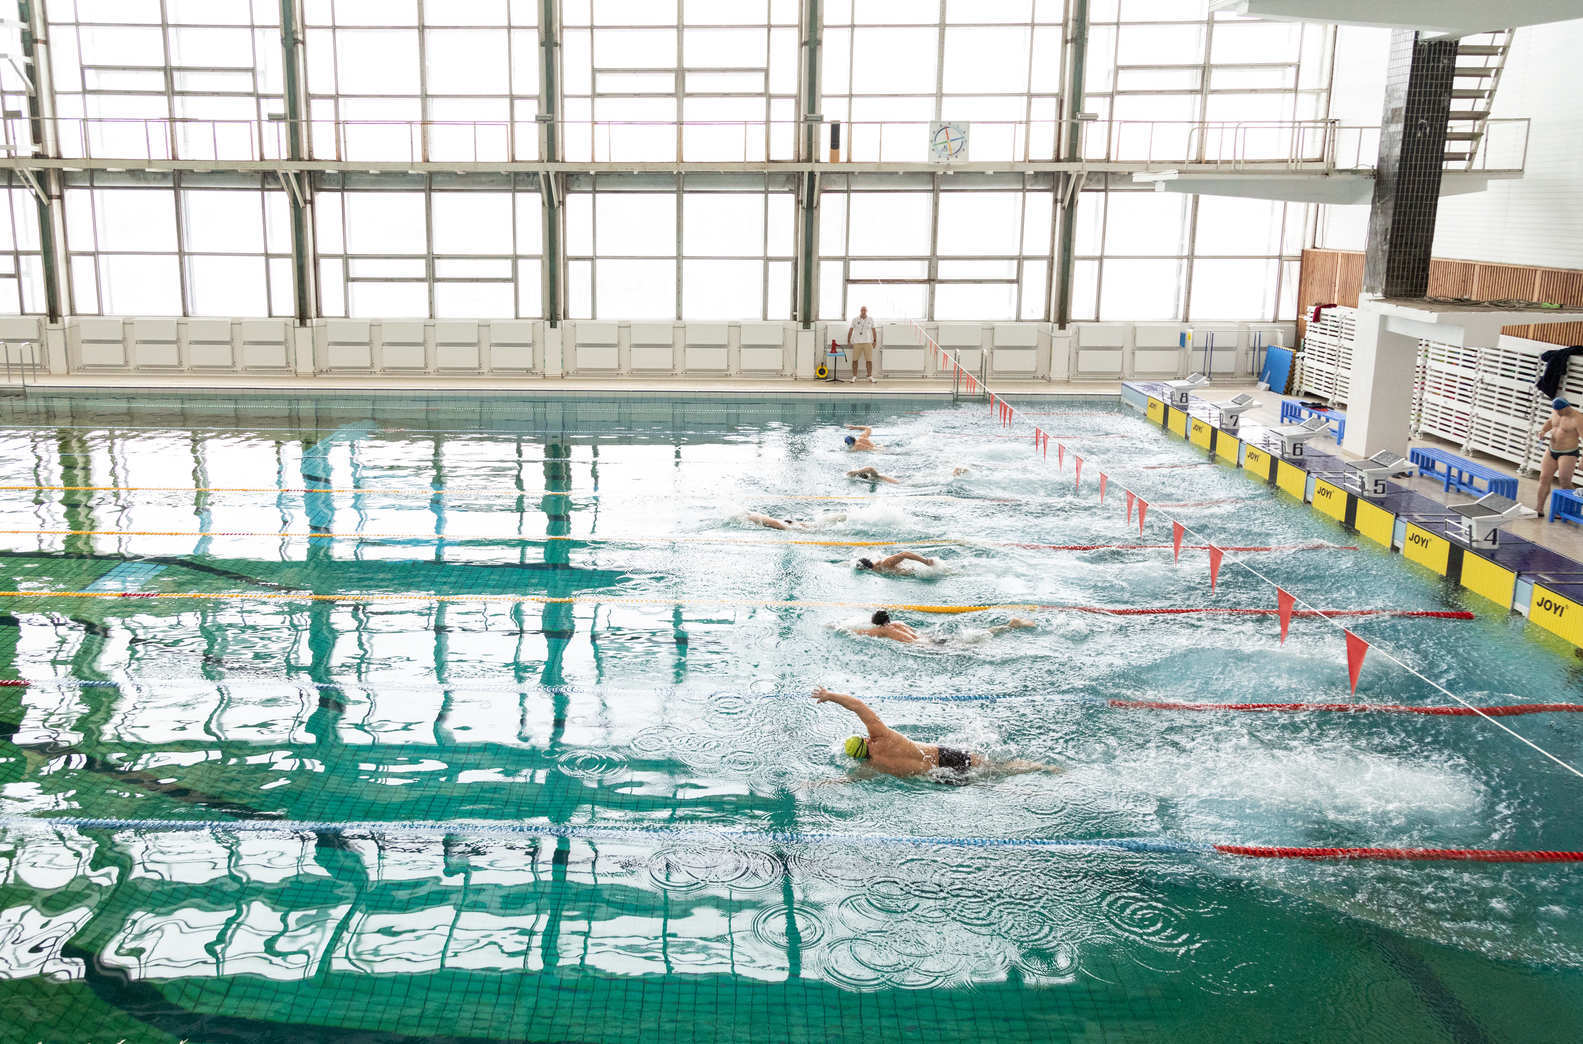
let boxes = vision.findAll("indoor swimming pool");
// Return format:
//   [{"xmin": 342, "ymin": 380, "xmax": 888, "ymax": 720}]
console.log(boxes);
[{"xmin": 0, "ymin": 391, "xmax": 1580, "ymax": 1042}]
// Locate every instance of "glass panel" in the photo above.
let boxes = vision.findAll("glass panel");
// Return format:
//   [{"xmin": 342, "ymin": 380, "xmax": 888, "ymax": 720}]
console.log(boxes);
[
  {"xmin": 101, "ymin": 253, "xmax": 181, "ymax": 314},
  {"xmin": 682, "ymin": 259, "xmax": 762, "ymax": 319},
  {"xmin": 1098, "ymin": 257, "xmax": 1180, "ymax": 320},
  {"xmin": 1020, "ymin": 259, "xmax": 1048, "ymax": 320},
  {"xmin": 348, "ymin": 280, "xmax": 428, "ymax": 316},
  {"xmin": 426, "ymin": 29, "xmax": 510, "ymax": 95},
  {"xmin": 936, "ymin": 192, "xmax": 1021, "ymax": 256},
  {"xmin": 850, "ymin": 28, "xmax": 937, "ymax": 94},
  {"xmin": 344, "ymin": 192, "xmax": 426, "ymax": 254},
  {"xmin": 846, "ymin": 192, "xmax": 931, "ymax": 256},
  {"xmin": 334, "ymin": 30, "xmax": 421, "ymax": 94},
  {"xmin": 595, "ymin": 258, "xmax": 676, "ymax": 318},
  {"xmin": 1189, "ymin": 257, "xmax": 1275, "ymax": 320},
  {"xmin": 935, "ymin": 282, "xmax": 1015, "ymax": 320},
  {"xmin": 435, "ymin": 281, "xmax": 515, "ymax": 317},
  {"xmin": 683, "ymin": 193, "xmax": 765, "ymax": 256},
  {"xmin": 941, "ymin": 28, "xmax": 1031, "ymax": 94},
  {"xmin": 95, "ymin": 189, "xmax": 179, "ymax": 252},
  {"xmin": 188, "ymin": 255, "xmax": 268, "ymax": 316},
  {"xmin": 1194, "ymin": 196, "xmax": 1282, "ymax": 256},
  {"xmin": 432, "ymin": 193, "xmax": 515, "ymax": 255},
  {"xmin": 182, "ymin": 190, "xmax": 265, "ymax": 253},
  {"xmin": 1103, "ymin": 191, "xmax": 1185, "ymax": 255},
  {"xmin": 596, "ymin": 192, "xmax": 676, "ymax": 257}
]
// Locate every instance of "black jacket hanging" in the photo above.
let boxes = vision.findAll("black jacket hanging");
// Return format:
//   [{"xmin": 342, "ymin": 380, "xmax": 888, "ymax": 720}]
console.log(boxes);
[{"xmin": 1535, "ymin": 345, "xmax": 1583, "ymax": 398}]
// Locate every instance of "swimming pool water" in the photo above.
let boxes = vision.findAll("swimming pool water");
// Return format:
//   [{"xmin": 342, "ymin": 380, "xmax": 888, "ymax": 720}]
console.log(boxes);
[{"xmin": 0, "ymin": 392, "xmax": 1580, "ymax": 1042}]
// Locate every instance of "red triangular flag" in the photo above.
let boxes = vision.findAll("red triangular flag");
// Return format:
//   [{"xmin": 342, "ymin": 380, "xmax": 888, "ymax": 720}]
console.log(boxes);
[
  {"xmin": 1172, "ymin": 521, "xmax": 1185, "ymax": 562},
  {"xmin": 1345, "ymin": 630, "xmax": 1369, "ymax": 694},
  {"xmin": 1041, "ymin": 432, "xmax": 1048, "ymax": 458},
  {"xmin": 1208, "ymin": 544, "xmax": 1224, "ymax": 590},
  {"xmin": 1276, "ymin": 588, "xmax": 1296, "ymax": 644},
  {"xmin": 1057, "ymin": 443, "xmax": 1065, "ymax": 469},
  {"xmin": 1126, "ymin": 490, "xmax": 1135, "ymax": 521},
  {"xmin": 1137, "ymin": 498, "xmax": 1148, "ymax": 534},
  {"xmin": 1099, "ymin": 473, "xmax": 1107, "ymax": 503},
  {"xmin": 1074, "ymin": 455, "xmax": 1083, "ymax": 491}
]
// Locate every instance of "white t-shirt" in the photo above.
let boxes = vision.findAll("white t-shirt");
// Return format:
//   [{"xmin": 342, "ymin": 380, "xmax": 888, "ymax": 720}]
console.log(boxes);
[{"xmin": 850, "ymin": 316, "xmax": 876, "ymax": 343}]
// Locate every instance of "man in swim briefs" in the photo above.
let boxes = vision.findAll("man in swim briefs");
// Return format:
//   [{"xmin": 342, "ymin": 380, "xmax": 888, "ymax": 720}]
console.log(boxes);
[
  {"xmin": 846, "ymin": 466, "xmax": 899, "ymax": 484},
  {"xmin": 852, "ymin": 609, "xmax": 1034, "ymax": 643},
  {"xmin": 1536, "ymin": 397, "xmax": 1581, "ymax": 518},
  {"xmin": 855, "ymin": 551, "xmax": 936, "ymax": 575},
  {"xmin": 744, "ymin": 511, "xmax": 845, "ymax": 531},
  {"xmin": 812, "ymin": 686, "xmax": 1060, "ymax": 779},
  {"xmin": 843, "ymin": 425, "xmax": 880, "ymax": 451}
]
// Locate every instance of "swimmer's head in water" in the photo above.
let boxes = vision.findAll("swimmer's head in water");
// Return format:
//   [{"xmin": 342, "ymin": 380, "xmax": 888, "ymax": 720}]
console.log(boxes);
[
  {"xmin": 871, "ymin": 609, "xmax": 891, "ymax": 626},
  {"xmin": 856, "ymin": 558, "xmax": 874, "ymax": 570},
  {"xmin": 844, "ymin": 735, "xmax": 869, "ymax": 760},
  {"xmin": 844, "ymin": 435, "xmax": 856, "ymax": 446}
]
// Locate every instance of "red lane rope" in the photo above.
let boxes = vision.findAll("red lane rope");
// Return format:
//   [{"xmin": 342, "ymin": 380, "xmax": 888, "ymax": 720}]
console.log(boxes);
[
  {"xmin": 1062, "ymin": 607, "xmax": 1472, "ymax": 619},
  {"xmin": 1112, "ymin": 698, "xmax": 1583, "ymax": 716},
  {"xmin": 1216, "ymin": 844, "xmax": 1583, "ymax": 864},
  {"xmin": 1009, "ymin": 543, "xmax": 1357, "ymax": 552},
  {"xmin": 0, "ymin": 680, "xmax": 25, "ymax": 687}
]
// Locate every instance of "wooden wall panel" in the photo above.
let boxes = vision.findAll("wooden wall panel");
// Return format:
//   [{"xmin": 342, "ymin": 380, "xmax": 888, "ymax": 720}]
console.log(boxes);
[{"xmin": 1297, "ymin": 248, "xmax": 1583, "ymax": 348}]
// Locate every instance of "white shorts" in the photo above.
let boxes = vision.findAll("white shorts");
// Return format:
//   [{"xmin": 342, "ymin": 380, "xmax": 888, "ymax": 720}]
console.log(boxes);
[{"xmin": 850, "ymin": 341, "xmax": 874, "ymax": 364}]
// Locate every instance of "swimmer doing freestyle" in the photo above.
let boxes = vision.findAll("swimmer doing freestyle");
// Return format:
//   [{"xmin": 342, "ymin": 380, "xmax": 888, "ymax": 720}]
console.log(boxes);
[
  {"xmin": 744, "ymin": 511, "xmax": 846, "ymax": 531},
  {"xmin": 812, "ymin": 686, "xmax": 1061, "ymax": 780},
  {"xmin": 855, "ymin": 551, "xmax": 936, "ymax": 576},
  {"xmin": 846, "ymin": 466, "xmax": 900, "ymax": 484},
  {"xmin": 853, "ymin": 609, "xmax": 1035, "ymax": 644},
  {"xmin": 843, "ymin": 425, "xmax": 880, "ymax": 451}
]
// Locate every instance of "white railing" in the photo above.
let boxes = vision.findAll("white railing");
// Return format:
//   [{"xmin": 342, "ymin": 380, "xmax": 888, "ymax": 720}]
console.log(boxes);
[{"xmin": 17, "ymin": 115, "xmax": 1531, "ymax": 173}]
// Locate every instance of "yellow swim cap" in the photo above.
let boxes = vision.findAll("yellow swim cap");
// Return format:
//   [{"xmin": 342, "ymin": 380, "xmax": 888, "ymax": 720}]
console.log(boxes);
[{"xmin": 844, "ymin": 735, "xmax": 869, "ymax": 759}]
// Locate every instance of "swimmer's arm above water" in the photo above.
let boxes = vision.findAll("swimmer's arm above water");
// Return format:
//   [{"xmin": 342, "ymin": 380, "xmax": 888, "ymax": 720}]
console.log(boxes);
[
  {"xmin": 812, "ymin": 686, "xmax": 891, "ymax": 737},
  {"xmin": 844, "ymin": 425, "xmax": 873, "ymax": 437},
  {"xmin": 880, "ymin": 551, "xmax": 935, "ymax": 569}
]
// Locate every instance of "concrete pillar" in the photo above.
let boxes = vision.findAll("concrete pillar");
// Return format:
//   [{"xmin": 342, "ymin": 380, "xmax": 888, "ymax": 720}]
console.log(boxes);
[{"xmin": 1340, "ymin": 302, "xmax": 1420, "ymax": 458}]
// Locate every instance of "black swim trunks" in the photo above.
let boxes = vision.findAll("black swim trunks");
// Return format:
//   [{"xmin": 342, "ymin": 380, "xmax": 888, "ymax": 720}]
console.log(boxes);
[
  {"xmin": 936, "ymin": 746, "xmax": 972, "ymax": 771},
  {"xmin": 1551, "ymin": 448, "xmax": 1580, "ymax": 461}
]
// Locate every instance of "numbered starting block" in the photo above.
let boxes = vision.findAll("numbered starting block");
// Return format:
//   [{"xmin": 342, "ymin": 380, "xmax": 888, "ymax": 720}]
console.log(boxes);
[
  {"xmin": 1209, "ymin": 392, "xmax": 1258, "ymax": 434},
  {"xmin": 1449, "ymin": 493, "xmax": 1525, "ymax": 548},
  {"xmin": 1341, "ymin": 450, "xmax": 1416, "ymax": 498},
  {"xmin": 1163, "ymin": 372, "xmax": 1209, "ymax": 408}
]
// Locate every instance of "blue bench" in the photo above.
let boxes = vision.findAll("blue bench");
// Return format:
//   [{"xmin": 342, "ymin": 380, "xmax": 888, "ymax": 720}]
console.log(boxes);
[
  {"xmin": 1551, "ymin": 489, "xmax": 1583, "ymax": 526},
  {"xmin": 1280, "ymin": 400, "xmax": 1346, "ymax": 441},
  {"xmin": 1409, "ymin": 446, "xmax": 1518, "ymax": 499}
]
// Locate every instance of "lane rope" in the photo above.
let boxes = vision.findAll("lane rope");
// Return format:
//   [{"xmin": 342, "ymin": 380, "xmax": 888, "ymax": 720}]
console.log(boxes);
[
  {"xmin": 1, "ymin": 815, "xmax": 1576, "ymax": 864},
  {"xmin": 0, "ymin": 589, "xmax": 1474, "ymax": 618},
  {"xmin": 0, "ymin": 528, "xmax": 1358, "ymax": 554},
  {"xmin": 914, "ymin": 320, "xmax": 1583, "ymax": 784},
  {"xmin": 1111, "ymin": 699, "xmax": 1583, "ymax": 717}
]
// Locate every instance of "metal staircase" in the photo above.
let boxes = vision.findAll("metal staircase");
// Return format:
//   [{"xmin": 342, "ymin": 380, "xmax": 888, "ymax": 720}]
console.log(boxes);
[{"xmin": 1444, "ymin": 29, "xmax": 1514, "ymax": 169}]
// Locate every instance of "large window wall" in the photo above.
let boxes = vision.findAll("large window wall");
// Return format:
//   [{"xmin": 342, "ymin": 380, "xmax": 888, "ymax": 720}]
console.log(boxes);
[
  {"xmin": 561, "ymin": 0, "xmax": 799, "ymax": 162},
  {"xmin": 314, "ymin": 175, "xmax": 542, "ymax": 318},
  {"xmin": 817, "ymin": 177, "xmax": 1053, "ymax": 322},
  {"xmin": 1070, "ymin": 185, "xmax": 1302, "ymax": 322},
  {"xmin": 304, "ymin": 0, "xmax": 540, "ymax": 162},
  {"xmin": 821, "ymin": 0, "xmax": 1065, "ymax": 163},
  {"xmin": 62, "ymin": 173, "xmax": 294, "ymax": 317},
  {"xmin": 46, "ymin": 0, "xmax": 285, "ymax": 160},
  {"xmin": 565, "ymin": 174, "xmax": 795, "ymax": 320},
  {"xmin": 3, "ymin": 0, "xmax": 1338, "ymax": 323}
]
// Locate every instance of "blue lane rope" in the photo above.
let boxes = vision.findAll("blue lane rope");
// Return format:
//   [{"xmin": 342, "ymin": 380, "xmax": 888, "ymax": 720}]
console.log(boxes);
[{"xmin": 0, "ymin": 814, "xmax": 1206, "ymax": 854}]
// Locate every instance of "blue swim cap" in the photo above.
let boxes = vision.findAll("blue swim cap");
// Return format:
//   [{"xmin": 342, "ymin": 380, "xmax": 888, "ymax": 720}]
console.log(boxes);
[
  {"xmin": 844, "ymin": 435, "xmax": 856, "ymax": 445},
  {"xmin": 1555, "ymin": 397, "xmax": 1571, "ymax": 411}
]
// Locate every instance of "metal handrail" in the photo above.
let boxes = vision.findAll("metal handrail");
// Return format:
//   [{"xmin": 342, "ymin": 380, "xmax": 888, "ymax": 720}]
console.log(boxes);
[
  {"xmin": 1, "ymin": 340, "xmax": 41, "ymax": 395},
  {"xmin": 14, "ymin": 114, "xmax": 1530, "ymax": 173}
]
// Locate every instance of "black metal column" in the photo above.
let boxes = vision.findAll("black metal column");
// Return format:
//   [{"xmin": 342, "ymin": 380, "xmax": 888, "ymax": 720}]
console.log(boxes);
[{"xmin": 1362, "ymin": 30, "xmax": 1456, "ymax": 299}]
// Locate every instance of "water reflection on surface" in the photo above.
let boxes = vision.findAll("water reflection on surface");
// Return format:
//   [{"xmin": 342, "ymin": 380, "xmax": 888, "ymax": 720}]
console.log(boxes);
[{"xmin": 0, "ymin": 394, "xmax": 1580, "ymax": 1041}]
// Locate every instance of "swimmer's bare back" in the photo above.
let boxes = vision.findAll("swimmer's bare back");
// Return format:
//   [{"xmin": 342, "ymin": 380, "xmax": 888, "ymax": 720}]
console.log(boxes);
[{"xmin": 852, "ymin": 621, "xmax": 920, "ymax": 643}]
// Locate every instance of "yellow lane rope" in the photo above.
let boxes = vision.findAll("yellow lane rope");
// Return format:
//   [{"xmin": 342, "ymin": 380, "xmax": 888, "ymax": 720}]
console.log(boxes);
[
  {"xmin": 0, "ymin": 528, "xmax": 927, "ymax": 548},
  {"xmin": 0, "ymin": 529, "xmax": 1356, "ymax": 553},
  {"xmin": 0, "ymin": 590, "xmax": 1007, "ymax": 614},
  {"xmin": 0, "ymin": 484, "xmax": 873, "ymax": 499}
]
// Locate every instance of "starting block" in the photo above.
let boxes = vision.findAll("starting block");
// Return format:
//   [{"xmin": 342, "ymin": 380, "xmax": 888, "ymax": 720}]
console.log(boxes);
[
  {"xmin": 1209, "ymin": 392, "xmax": 1258, "ymax": 433},
  {"xmin": 1341, "ymin": 450, "xmax": 1416, "ymax": 498},
  {"xmin": 1164, "ymin": 372, "xmax": 1209, "ymax": 408},
  {"xmin": 1450, "ymin": 493, "xmax": 1525, "ymax": 548}
]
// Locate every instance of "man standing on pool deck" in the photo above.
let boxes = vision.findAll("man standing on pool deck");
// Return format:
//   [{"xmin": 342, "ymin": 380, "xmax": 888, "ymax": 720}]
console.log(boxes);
[
  {"xmin": 812, "ymin": 686, "xmax": 1061, "ymax": 779},
  {"xmin": 1536, "ymin": 397, "xmax": 1582, "ymax": 518},
  {"xmin": 847, "ymin": 306, "xmax": 878, "ymax": 383}
]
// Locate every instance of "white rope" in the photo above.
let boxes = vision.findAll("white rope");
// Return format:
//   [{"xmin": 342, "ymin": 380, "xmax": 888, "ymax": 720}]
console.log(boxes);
[{"xmin": 912, "ymin": 319, "xmax": 1583, "ymax": 783}]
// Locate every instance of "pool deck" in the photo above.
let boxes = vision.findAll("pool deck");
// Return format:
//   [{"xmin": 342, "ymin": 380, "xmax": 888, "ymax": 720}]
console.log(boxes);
[{"xmin": 1123, "ymin": 378, "xmax": 1583, "ymax": 645}]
